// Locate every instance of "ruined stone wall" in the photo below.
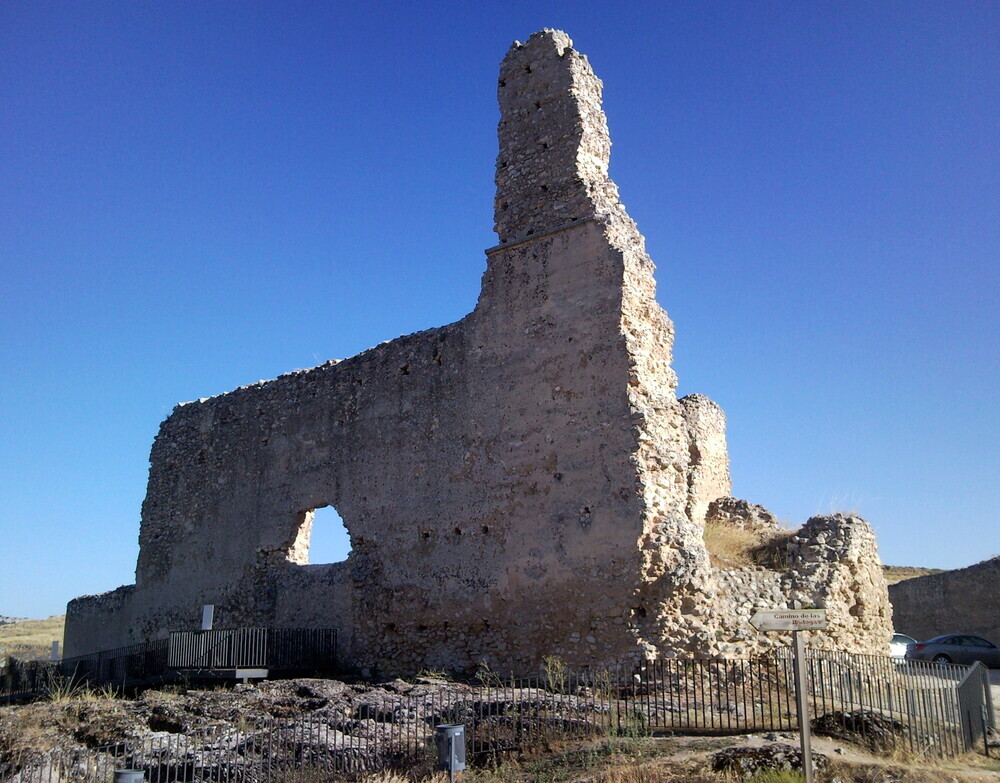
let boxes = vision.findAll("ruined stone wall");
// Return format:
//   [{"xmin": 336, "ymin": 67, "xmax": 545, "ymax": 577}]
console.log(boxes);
[
  {"xmin": 65, "ymin": 29, "xmax": 893, "ymax": 671},
  {"xmin": 64, "ymin": 586, "xmax": 135, "ymax": 658},
  {"xmin": 712, "ymin": 515, "xmax": 892, "ymax": 655},
  {"xmin": 680, "ymin": 394, "xmax": 732, "ymax": 526},
  {"xmin": 69, "ymin": 215, "xmax": 647, "ymax": 673},
  {"xmin": 66, "ymin": 32, "xmax": 653, "ymax": 671},
  {"xmin": 889, "ymin": 557, "xmax": 1000, "ymax": 643},
  {"xmin": 494, "ymin": 30, "xmax": 621, "ymax": 244}
]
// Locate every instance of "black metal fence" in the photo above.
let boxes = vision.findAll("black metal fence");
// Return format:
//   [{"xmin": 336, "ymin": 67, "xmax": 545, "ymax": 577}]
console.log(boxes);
[
  {"xmin": 60, "ymin": 640, "xmax": 170, "ymax": 691},
  {"xmin": 1, "ymin": 650, "xmax": 995, "ymax": 781},
  {"xmin": 626, "ymin": 650, "xmax": 994, "ymax": 757},
  {"xmin": 1, "ymin": 629, "xmax": 338, "ymax": 702},
  {"xmin": 0, "ymin": 658, "xmax": 61, "ymax": 703},
  {"xmin": 167, "ymin": 628, "xmax": 338, "ymax": 674},
  {"xmin": 801, "ymin": 649, "xmax": 970, "ymax": 756}
]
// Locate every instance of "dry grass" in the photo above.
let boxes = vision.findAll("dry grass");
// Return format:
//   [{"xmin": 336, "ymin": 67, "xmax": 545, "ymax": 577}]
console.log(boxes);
[
  {"xmin": 42, "ymin": 679, "xmax": 120, "ymax": 705},
  {"xmin": 882, "ymin": 566, "xmax": 945, "ymax": 585},
  {"xmin": 0, "ymin": 615, "xmax": 64, "ymax": 660},
  {"xmin": 703, "ymin": 522, "xmax": 761, "ymax": 568},
  {"xmin": 703, "ymin": 523, "xmax": 795, "ymax": 571},
  {"xmin": 705, "ymin": 525, "xmax": 949, "ymax": 584},
  {"xmin": 324, "ymin": 752, "xmax": 998, "ymax": 782}
]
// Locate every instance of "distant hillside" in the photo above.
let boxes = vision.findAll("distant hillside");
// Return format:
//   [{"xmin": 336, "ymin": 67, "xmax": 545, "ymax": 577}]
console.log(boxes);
[
  {"xmin": 0, "ymin": 615, "xmax": 65, "ymax": 660},
  {"xmin": 883, "ymin": 565, "xmax": 945, "ymax": 585}
]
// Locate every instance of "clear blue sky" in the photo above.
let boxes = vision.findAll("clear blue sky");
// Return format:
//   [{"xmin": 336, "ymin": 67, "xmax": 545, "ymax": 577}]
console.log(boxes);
[{"xmin": 2, "ymin": 2, "xmax": 997, "ymax": 619}]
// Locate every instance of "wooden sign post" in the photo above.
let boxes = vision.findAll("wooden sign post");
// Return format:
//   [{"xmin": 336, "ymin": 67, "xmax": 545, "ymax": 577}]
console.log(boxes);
[{"xmin": 749, "ymin": 609, "xmax": 828, "ymax": 783}]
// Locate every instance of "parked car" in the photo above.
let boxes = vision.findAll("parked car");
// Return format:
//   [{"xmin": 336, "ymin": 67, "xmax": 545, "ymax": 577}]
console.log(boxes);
[
  {"xmin": 890, "ymin": 633, "xmax": 917, "ymax": 660},
  {"xmin": 905, "ymin": 634, "xmax": 1000, "ymax": 667}
]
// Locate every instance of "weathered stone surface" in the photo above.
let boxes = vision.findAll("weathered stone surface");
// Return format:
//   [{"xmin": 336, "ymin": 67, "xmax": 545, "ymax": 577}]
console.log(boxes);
[
  {"xmin": 888, "ymin": 556, "xmax": 1000, "ymax": 643},
  {"xmin": 494, "ymin": 30, "xmax": 623, "ymax": 245},
  {"xmin": 705, "ymin": 497, "xmax": 778, "ymax": 533},
  {"xmin": 0, "ymin": 676, "xmax": 605, "ymax": 779},
  {"xmin": 64, "ymin": 30, "xmax": 892, "ymax": 672},
  {"xmin": 680, "ymin": 395, "xmax": 732, "ymax": 526},
  {"xmin": 711, "ymin": 514, "xmax": 892, "ymax": 655},
  {"xmin": 712, "ymin": 742, "xmax": 828, "ymax": 777}
]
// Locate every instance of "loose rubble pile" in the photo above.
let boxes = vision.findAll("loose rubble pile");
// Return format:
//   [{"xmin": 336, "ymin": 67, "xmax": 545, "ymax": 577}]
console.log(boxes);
[
  {"xmin": 705, "ymin": 497, "xmax": 779, "ymax": 534},
  {"xmin": 811, "ymin": 709, "xmax": 911, "ymax": 752},
  {"xmin": 0, "ymin": 677, "xmax": 605, "ymax": 781},
  {"xmin": 712, "ymin": 742, "xmax": 829, "ymax": 778}
]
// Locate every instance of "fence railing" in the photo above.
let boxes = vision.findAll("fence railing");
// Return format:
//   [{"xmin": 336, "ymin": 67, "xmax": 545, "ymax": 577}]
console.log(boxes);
[
  {"xmin": 2, "ymin": 649, "xmax": 995, "ymax": 781},
  {"xmin": 0, "ymin": 659, "xmax": 61, "ymax": 703},
  {"xmin": 801, "ymin": 649, "xmax": 971, "ymax": 756},
  {"xmin": 625, "ymin": 656, "xmax": 798, "ymax": 734},
  {"xmin": 1, "ymin": 629, "xmax": 338, "ymax": 702},
  {"xmin": 60, "ymin": 639, "xmax": 170, "ymax": 691},
  {"xmin": 956, "ymin": 661, "xmax": 994, "ymax": 752},
  {"xmin": 166, "ymin": 628, "xmax": 338, "ymax": 673},
  {"xmin": 167, "ymin": 629, "xmax": 268, "ymax": 669}
]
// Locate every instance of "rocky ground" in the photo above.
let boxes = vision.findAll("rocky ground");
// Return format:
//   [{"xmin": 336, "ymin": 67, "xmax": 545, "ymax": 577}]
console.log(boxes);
[
  {"xmin": 0, "ymin": 677, "xmax": 472, "ymax": 755},
  {"xmin": 1, "ymin": 678, "xmax": 998, "ymax": 782}
]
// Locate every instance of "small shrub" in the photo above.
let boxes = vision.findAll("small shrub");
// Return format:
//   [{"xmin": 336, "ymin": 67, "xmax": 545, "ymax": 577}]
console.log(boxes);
[
  {"xmin": 474, "ymin": 661, "xmax": 503, "ymax": 688},
  {"xmin": 749, "ymin": 531, "xmax": 795, "ymax": 571},
  {"xmin": 43, "ymin": 677, "xmax": 119, "ymax": 704},
  {"xmin": 542, "ymin": 655, "xmax": 567, "ymax": 694},
  {"xmin": 416, "ymin": 668, "xmax": 452, "ymax": 682}
]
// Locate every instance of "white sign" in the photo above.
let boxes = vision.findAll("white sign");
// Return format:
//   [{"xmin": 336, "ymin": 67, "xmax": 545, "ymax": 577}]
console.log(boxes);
[{"xmin": 750, "ymin": 608, "xmax": 827, "ymax": 632}]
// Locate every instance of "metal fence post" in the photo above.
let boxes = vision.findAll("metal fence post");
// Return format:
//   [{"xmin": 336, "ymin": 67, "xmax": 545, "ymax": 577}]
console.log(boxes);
[{"xmin": 792, "ymin": 632, "xmax": 814, "ymax": 783}]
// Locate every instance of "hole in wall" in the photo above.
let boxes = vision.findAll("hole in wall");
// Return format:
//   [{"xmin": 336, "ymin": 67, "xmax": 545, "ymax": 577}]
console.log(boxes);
[{"xmin": 292, "ymin": 505, "xmax": 352, "ymax": 565}]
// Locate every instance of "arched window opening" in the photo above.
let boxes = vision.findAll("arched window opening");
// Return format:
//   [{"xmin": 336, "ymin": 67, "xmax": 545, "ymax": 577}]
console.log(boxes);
[{"xmin": 303, "ymin": 505, "xmax": 351, "ymax": 565}]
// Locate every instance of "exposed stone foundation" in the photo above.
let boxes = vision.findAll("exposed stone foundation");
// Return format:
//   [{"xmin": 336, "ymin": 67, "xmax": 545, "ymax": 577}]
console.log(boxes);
[{"xmin": 65, "ymin": 30, "xmax": 892, "ymax": 672}]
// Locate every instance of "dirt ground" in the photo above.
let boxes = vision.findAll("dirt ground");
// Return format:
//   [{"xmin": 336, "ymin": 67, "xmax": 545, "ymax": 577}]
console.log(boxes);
[{"xmin": 2, "ymin": 676, "xmax": 999, "ymax": 782}]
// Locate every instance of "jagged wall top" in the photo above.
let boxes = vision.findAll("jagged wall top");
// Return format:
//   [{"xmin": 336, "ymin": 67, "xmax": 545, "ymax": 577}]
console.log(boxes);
[{"xmin": 494, "ymin": 30, "xmax": 623, "ymax": 244}]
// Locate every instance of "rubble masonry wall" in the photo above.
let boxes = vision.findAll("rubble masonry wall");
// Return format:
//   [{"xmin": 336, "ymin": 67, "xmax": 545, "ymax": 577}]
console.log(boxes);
[{"xmin": 65, "ymin": 30, "xmax": 893, "ymax": 672}]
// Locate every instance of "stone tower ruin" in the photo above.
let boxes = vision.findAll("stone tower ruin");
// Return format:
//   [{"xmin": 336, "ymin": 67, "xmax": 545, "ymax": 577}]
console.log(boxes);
[{"xmin": 65, "ymin": 30, "xmax": 892, "ymax": 674}]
